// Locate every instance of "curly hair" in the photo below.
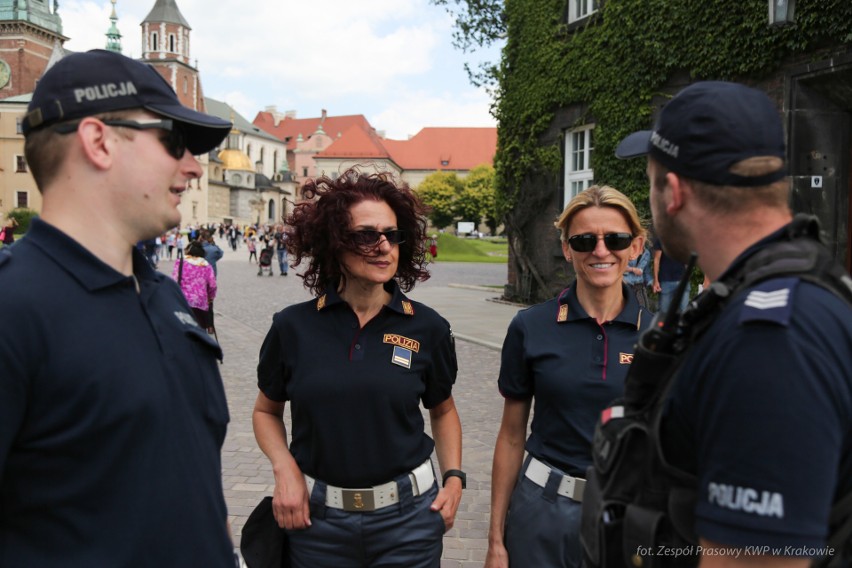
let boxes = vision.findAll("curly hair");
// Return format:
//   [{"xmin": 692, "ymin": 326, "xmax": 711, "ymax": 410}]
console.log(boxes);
[{"xmin": 286, "ymin": 169, "xmax": 430, "ymax": 296}]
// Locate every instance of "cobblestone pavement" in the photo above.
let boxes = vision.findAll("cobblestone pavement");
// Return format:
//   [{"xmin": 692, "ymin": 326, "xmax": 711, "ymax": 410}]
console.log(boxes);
[{"xmin": 171, "ymin": 240, "xmax": 522, "ymax": 567}]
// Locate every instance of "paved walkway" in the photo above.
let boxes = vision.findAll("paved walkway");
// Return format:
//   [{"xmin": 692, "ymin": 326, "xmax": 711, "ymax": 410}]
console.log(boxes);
[{"xmin": 189, "ymin": 240, "xmax": 523, "ymax": 567}]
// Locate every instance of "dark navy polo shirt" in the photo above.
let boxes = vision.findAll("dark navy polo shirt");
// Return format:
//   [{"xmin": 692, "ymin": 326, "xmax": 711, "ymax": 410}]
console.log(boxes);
[
  {"xmin": 257, "ymin": 282, "xmax": 457, "ymax": 488},
  {"xmin": 654, "ymin": 239, "xmax": 687, "ymax": 282},
  {"xmin": 661, "ymin": 227, "xmax": 852, "ymax": 551},
  {"xmin": 498, "ymin": 283, "xmax": 651, "ymax": 477},
  {"xmin": 0, "ymin": 219, "xmax": 233, "ymax": 567}
]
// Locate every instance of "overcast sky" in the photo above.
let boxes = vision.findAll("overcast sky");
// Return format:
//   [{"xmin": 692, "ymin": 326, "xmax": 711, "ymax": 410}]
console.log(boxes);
[{"xmin": 58, "ymin": 0, "xmax": 501, "ymax": 140}]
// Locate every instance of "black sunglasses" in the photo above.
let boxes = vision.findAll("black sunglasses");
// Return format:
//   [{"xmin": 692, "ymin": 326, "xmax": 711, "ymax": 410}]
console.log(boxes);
[
  {"xmin": 567, "ymin": 232, "xmax": 634, "ymax": 252},
  {"xmin": 349, "ymin": 229, "xmax": 406, "ymax": 247},
  {"xmin": 54, "ymin": 118, "xmax": 188, "ymax": 160}
]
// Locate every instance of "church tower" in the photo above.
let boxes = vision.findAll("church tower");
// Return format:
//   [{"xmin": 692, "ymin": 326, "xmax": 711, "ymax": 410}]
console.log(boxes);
[
  {"xmin": 140, "ymin": 0, "xmax": 202, "ymax": 111},
  {"xmin": 0, "ymin": 0, "xmax": 67, "ymax": 99},
  {"xmin": 105, "ymin": 0, "xmax": 121, "ymax": 53}
]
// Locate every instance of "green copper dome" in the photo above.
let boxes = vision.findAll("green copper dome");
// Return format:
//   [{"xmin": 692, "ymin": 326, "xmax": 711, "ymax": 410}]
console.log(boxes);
[{"xmin": 0, "ymin": 0, "xmax": 64, "ymax": 35}]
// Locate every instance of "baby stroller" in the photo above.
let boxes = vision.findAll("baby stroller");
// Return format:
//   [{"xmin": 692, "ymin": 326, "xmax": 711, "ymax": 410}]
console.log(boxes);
[{"xmin": 257, "ymin": 246, "xmax": 274, "ymax": 276}]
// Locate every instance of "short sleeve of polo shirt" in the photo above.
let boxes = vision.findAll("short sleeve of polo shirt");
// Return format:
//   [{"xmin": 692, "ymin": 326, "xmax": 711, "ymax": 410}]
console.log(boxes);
[
  {"xmin": 498, "ymin": 309, "xmax": 534, "ymax": 400},
  {"xmin": 419, "ymin": 317, "xmax": 458, "ymax": 409},
  {"xmin": 666, "ymin": 280, "xmax": 852, "ymax": 549},
  {"xmin": 257, "ymin": 317, "xmax": 290, "ymax": 402}
]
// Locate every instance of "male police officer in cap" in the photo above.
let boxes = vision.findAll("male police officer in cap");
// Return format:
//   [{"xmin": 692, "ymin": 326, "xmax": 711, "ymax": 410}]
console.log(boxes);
[
  {"xmin": 0, "ymin": 50, "xmax": 235, "ymax": 566},
  {"xmin": 615, "ymin": 82, "xmax": 852, "ymax": 566}
]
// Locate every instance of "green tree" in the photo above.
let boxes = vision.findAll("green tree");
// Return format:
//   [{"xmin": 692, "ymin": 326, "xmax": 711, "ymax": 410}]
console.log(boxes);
[
  {"xmin": 6, "ymin": 208, "xmax": 38, "ymax": 234},
  {"xmin": 430, "ymin": 0, "xmax": 505, "ymax": 51},
  {"xmin": 429, "ymin": 0, "xmax": 505, "ymax": 87},
  {"xmin": 417, "ymin": 172, "xmax": 464, "ymax": 229},
  {"xmin": 461, "ymin": 164, "xmax": 500, "ymax": 235},
  {"xmin": 472, "ymin": 164, "xmax": 503, "ymax": 235}
]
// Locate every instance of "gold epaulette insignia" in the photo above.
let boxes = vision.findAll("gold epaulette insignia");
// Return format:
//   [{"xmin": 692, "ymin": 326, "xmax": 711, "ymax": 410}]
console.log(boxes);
[
  {"xmin": 557, "ymin": 304, "xmax": 568, "ymax": 322},
  {"xmin": 317, "ymin": 294, "xmax": 327, "ymax": 311},
  {"xmin": 401, "ymin": 300, "xmax": 414, "ymax": 315}
]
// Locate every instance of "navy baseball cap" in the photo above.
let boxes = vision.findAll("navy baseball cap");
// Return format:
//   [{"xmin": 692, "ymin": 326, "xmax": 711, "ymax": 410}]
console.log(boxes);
[
  {"xmin": 615, "ymin": 81, "xmax": 786, "ymax": 187},
  {"xmin": 22, "ymin": 49, "xmax": 231, "ymax": 155}
]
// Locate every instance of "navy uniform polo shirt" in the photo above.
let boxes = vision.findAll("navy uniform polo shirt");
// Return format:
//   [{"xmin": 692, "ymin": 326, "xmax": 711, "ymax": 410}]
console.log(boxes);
[
  {"xmin": 257, "ymin": 282, "xmax": 457, "ymax": 488},
  {"xmin": 498, "ymin": 283, "xmax": 651, "ymax": 477},
  {"xmin": 654, "ymin": 238, "xmax": 687, "ymax": 282},
  {"xmin": 0, "ymin": 219, "xmax": 233, "ymax": 567},
  {"xmin": 661, "ymin": 227, "xmax": 852, "ymax": 551}
]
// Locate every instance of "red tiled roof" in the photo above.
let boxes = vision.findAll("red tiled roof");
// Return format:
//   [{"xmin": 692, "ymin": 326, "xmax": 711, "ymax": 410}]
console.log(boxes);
[
  {"xmin": 317, "ymin": 126, "xmax": 497, "ymax": 171},
  {"xmin": 316, "ymin": 125, "xmax": 392, "ymax": 160},
  {"xmin": 384, "ymin": 127, "xmax": 497, "ymax": 170},
  {"xmin": 252, "ymin": 111, "xmax": 373, "ymax": 151}
]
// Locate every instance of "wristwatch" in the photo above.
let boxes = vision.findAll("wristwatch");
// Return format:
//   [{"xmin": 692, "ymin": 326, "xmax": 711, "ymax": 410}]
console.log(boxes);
[{"xmin": 442, "ymin": 469, "xmax": 466, "ymax": 489}]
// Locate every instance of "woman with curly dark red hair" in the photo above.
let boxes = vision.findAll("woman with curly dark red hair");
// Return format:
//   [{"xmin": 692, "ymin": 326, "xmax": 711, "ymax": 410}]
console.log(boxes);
[{"xmin": 253, "ymin": 169, "xmax": 463, "ymax": 567}]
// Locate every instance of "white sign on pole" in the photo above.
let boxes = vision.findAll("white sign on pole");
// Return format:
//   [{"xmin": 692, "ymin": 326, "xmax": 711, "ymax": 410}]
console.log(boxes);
[{"xmin": 457, "ymin": 221, "xmax": 475, "ymax": 235}]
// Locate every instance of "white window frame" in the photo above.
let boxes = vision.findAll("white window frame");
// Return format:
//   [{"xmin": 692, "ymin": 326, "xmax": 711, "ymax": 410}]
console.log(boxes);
[
  {"xmin": 567, "ymin": 0, "xmax": 600, "ymax": 23},
  {"xmin": 564, "ymin": 124, "xmax": 595, "ymax": 207}
]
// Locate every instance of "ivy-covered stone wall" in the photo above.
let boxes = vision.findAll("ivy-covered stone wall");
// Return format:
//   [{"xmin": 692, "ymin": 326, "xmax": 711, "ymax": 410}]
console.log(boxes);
[{"xmin": 496, "ymin": 0, "xmax": 852, "ymax": 302}]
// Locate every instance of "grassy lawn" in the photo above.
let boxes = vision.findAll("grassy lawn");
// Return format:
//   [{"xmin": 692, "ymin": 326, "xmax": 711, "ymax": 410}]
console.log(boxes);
[{"xmin": 430, "ymin": 234, "xmax": 508, "ymax": 263}]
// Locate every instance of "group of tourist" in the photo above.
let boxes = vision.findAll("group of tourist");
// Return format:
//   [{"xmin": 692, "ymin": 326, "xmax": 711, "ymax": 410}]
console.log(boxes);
[{"xmin": 0, "ymin": 49, "xmax": 849, "ymax": 568}]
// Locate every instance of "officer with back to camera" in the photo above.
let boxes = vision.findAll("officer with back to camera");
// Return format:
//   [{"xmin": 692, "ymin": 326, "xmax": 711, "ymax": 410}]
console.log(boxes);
[
  {"xmin": 0, "ymin": 50, "xmax": 235, "ymax": 566},
  {"xmin": 613, "ymin": 81, "xmax": 852, "ymax": 566}
]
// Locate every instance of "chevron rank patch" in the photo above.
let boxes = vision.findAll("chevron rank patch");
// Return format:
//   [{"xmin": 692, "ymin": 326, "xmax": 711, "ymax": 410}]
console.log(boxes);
[
  {"xmin": 391, "ymin": 345, "xmax": 413, "ymax": 369},
  {"xmin": 738, "ymin": 277, "xmax": 798, "ymax": 326}
]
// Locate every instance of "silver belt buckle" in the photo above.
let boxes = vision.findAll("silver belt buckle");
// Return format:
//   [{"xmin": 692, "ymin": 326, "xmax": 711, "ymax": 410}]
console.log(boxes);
[{"xmin": 341, "ymin": 489, "xmax": 375, "ymax": 512}]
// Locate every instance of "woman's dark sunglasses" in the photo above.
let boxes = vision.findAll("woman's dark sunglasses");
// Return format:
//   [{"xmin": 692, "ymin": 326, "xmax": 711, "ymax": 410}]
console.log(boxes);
[
  {"xmin": 349, "ymin": 229, "xmax": 406, "ymax": 247},
  {"xmin": 567, "ymin": 232, "xmax": 634, "ymax": 252},
  {"xmin": 54, "ymin": 118, "xmax": 188, "ymax": 160}
]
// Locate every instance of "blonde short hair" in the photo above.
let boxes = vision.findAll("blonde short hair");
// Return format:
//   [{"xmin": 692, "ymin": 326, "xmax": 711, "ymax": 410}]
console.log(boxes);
[{"xmin": 554, "ymin": 185, "xmax": 646, "ymax": 241}]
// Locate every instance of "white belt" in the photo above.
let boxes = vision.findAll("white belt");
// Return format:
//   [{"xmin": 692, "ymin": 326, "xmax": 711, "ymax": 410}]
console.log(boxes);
[
  {"xmin": 304, "ymin": 459, "xmax": 434, "ymax": 512},
  {"xmin": 525, "ymin": 456, "xmax": 586, "ymax": 502}
]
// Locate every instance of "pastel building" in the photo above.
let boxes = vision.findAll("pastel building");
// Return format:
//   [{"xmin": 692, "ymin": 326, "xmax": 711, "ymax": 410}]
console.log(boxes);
[{"xmin": 204, "ymin": 98, "xmax": 294, "ymax": 226}]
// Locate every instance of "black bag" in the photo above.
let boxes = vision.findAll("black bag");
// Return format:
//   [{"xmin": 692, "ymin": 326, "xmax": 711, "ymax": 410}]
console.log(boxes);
[{"xmin": 240, "ymin": 497, "xmax": 290, "ymax": 568}]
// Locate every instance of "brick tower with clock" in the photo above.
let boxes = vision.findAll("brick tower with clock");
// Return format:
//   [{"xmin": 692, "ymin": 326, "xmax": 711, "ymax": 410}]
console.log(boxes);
[{"xmin": 0, "ymin": 0, "xmax": 67, "ymax": 99}]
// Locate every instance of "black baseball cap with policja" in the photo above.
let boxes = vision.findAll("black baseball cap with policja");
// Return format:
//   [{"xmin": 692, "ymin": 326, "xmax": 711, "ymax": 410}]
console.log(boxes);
[
  {"xmin": 615, "ymin": 81, "xmax": 786, "ymax": 187},
  {"xmin": 22, "ymin": 49, "xmax": 231, "ymax": 155}
]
